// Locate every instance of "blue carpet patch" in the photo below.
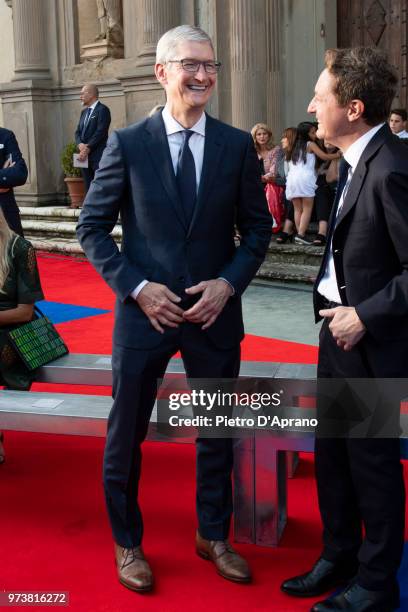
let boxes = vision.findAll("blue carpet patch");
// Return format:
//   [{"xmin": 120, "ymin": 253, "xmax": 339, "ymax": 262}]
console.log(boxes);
[{"xmin": 36, "ymin": 300, "xmax": 110, "ymax": 324}]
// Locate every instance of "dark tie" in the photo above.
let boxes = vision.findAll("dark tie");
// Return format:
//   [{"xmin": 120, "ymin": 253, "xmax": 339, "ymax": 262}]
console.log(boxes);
[
  {"xmin": 176, "ymin": 130, "xmax": 197, "ymax": 226},
  {"xmin": 333, "ymin": 157, "xmax": 351, "ymax": 221},
  {"xmin": 82, "ymin": 108, "xmax": 92, "ymax": 137}
]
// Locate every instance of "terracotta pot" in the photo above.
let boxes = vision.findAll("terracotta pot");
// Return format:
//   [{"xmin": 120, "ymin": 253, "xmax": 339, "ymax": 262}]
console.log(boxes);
[{"xmin": 64, "ymin": 177, "xmax": 86, "ymax": 208}]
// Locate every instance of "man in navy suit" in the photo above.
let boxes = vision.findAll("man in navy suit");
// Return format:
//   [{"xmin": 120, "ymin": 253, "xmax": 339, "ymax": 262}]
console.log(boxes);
[
  {"xmin": 77, "ymin": 25, "xmax": 271, "ymax": 593},
  {"xmin": 0, "ymin": 128, "xmax": 28, "ymax": 236},
  {"xmin": 74, "ymin": 84, "xmax": 111, "ymax": 192}
]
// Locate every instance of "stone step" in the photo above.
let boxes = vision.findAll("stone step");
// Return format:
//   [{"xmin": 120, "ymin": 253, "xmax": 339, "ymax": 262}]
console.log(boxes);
[
  {"xmin": 20, "ymin": 206, "xmax": 82, "ymax": 223},
  {"xmin": 26, "ymin": 236, "xmax": 84, "ymax": 256},
  {"xmin": 258, "ymin": 260, "xmax": 319, "ymax": 284},
  {"xmin": 267, "ymin": 241, "xmax": 324, "ymax": 266},
  {"xmin": 22, "ymin": 218, "xmax": 122, "ymax": 240}
]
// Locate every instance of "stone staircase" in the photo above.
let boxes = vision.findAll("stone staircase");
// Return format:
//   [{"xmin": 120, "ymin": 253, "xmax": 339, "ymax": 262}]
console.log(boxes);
[{"xmin": 21, "ymin": 206, "xmax": 323, "ymax": 284}]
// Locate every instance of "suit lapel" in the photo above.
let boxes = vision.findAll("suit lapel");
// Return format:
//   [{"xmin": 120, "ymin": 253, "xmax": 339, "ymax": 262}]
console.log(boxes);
[
  {"xmin": 187, "ymin": 114, "xmax": 224, "ymax": 236},
  {"xmin": 144, "ymin": 112, "xmax": 188, "ymax": 231},
  {"xmin": 336, "ymin": 124, "xmax": 388, "ymax": 229}
]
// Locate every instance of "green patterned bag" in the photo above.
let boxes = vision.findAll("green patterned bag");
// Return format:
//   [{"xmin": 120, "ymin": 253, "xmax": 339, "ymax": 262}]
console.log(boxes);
[{"xmin": 6, "ymin": 306, "xmax": 68, "ymax": 371}]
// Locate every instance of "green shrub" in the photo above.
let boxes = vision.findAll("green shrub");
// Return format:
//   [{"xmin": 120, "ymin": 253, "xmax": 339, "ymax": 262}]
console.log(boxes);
[{"xmin": 61, "ymin": 142, "xmax": 82, "ymax": 177}]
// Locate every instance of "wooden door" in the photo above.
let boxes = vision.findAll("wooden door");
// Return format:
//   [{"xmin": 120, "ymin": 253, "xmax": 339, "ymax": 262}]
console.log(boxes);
[{"xmin": 337, "ymin": 0, "xmax": 407, "ymax": 107}]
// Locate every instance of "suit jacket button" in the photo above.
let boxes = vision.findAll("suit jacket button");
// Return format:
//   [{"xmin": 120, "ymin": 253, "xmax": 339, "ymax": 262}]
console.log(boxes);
[{"xmin": 178, "ymin": 276, "xmax": 185, "ymax": 282}]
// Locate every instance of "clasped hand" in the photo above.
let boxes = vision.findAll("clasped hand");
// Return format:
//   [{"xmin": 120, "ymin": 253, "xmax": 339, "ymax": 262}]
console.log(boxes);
[
  {"xmin": 0, "ymin": 157, "xmax": 15, "ymax": 193},
  {"xmin": 319, "ymin": 306, "xmax": 366, "ymax": 351},
  {"xmin": 136, "ymin": 279, "xmax": 232, "ymax": 333}
]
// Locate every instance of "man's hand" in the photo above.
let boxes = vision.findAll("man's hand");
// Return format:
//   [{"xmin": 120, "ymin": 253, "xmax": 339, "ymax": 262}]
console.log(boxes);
[
  {"xmin": 319, "ymin": 306, "xmax": 366, "ymax": 351},
  {"xmin": 183, "ymin": 279, "xmax": 233, "ymax": 330},
  {"xmin": 2, "ymin": 158, "xmax": 15, "ymax": 169},
  {"xmin": 77, "ymin": 143, "xmax": 89, "ymax": 162},
  {"xmin": 135, "ymin": 282, "xmax": 184, "ymax": 334}
]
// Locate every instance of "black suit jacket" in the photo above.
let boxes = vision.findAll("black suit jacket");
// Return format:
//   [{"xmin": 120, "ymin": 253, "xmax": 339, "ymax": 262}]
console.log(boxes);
[
  {"xmin": 77, "ymin": 111, "xmax": 271, "ymax": 350},
  {"xmin": 314, "ymin": 124, "xmax": 408, "ymax": 376},
  {"xmin": 0, "ymin": 128, "xmax": 28, "ymax": 205},
  {"xmin": 74, "ymin": 101, "xmax": 111, "ymax": 164}
]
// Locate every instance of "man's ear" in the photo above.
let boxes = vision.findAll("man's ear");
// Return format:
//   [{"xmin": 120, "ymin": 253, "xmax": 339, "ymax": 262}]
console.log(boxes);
[
  {"xmin": 155, "ymin": 63, "xmax": 167, "ymax": 85},
  {"xmin": 347, "ymin": 99, "xmax": 365, "ymax": 123}
]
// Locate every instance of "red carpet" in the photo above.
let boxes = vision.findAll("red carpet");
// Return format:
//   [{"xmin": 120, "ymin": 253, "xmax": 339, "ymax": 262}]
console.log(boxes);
[{"xmin": 1, "ymin": 254, "xmax": 406, "ymax": 611}]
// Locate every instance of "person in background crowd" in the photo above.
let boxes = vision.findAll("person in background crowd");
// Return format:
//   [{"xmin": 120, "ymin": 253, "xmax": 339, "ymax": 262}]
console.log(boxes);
[
  {"xmin": 312, "ymin": 143, "xmax": 340, "ymax": 245},
  {"xmin": 388, "ymin": 108, "xmax": 408, "ymax": 138},
  {"xmin": 0, "ymin": 127, "xmax": 28, "ymax": 236},
  {"xmin": 275, "ymin": 127, "xmax": 297, "ymax": 244},
  {"xmin": 0, "ymin": 209, "xmax": 44, "ymax": 463},
  {"xmin": 74, "ymin": 83, "xmax": 111, "ymax": 194},
  {"xmin": 282, "ymin": 46, "xmax": 408, "ymax": 612},
  {"xmin": 251, "ymin": 123, "xmax": 284, "ymax": 232},
  {"xmin": 286, "ymin": 121, "xmax": 341, "ymax": 245}
]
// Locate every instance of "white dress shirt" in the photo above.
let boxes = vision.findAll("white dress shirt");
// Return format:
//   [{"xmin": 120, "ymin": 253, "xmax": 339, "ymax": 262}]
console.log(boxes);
[
  {"xmin": 318, "ymin": 123, "xmax": 384, "ymax": 303},
  {"xmin": 396, "ymin": 129, "xmax": 408, "ymax": 138},
  {"xmin": 83, "ymin": 100, "xmax": 99, "ymax": 131},
  {"xmin": 131, "ymin": 105, "xmax": 206, "ymax": 299}
]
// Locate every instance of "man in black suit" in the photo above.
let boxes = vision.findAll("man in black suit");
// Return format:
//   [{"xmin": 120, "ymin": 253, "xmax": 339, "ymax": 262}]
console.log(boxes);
[
  {"xmin": 77, "ymin": 25, "xmax": 270, "ymax": 593},
  {"xmin": 0, "ymin": 127, "xmax": 28, "ymax": 236},
  {"xmin": 281, "ymin": 48, "xmax": 407, "ymax": 612},
  {"xmin": 74, "ymin": 83, "xmax": 111, "ymax": 192}
]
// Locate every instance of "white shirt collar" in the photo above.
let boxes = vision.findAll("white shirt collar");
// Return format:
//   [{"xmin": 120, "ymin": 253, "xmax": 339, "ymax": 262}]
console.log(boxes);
[
  {"xmin": 162, "ymin": 104, "xmax": 206, "ymax": 136},
  {"xmin": 396, "ymin": 129, "xmax": 408, "ymax": 138},
  {"xmin": 343, "ymin": 123, "xmax": 384, "ymax": 171},
  {"xmin": 86, "ymin": 100, "xmax": 99, "ymax": 113}
]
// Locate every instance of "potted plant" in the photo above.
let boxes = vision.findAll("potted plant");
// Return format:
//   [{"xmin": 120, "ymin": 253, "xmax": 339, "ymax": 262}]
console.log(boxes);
[{"xmin": 61, "ymin": 142, "xmax": 86, "ymax": 208}]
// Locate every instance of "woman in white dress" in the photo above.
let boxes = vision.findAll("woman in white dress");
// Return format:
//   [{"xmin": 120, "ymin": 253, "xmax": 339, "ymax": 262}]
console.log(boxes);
[{"xmin": 286, "ymin": 122, "xmax": 341, "ymax": 244}]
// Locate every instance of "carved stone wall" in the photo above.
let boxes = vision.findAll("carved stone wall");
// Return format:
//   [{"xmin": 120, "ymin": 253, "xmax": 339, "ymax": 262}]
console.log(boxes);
[{"xmin": 337, "ymin": 0, "xmax": 407, "ymax": 107}]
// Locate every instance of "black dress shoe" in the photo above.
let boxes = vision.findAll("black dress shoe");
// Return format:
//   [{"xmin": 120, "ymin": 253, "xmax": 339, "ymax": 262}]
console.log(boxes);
[
  {"xmin": 311, "ymin": 581, "xmax": 400, "ymax": 611},
  {"xmin": 281, "ymin": 557, "xmax": 358, "ymax": 598}
]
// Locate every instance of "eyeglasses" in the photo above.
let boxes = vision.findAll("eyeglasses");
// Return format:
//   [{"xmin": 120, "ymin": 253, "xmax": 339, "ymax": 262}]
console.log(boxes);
[{"xmin": 166, "ymin": 59, "xmax": 222, "ymax": 74}]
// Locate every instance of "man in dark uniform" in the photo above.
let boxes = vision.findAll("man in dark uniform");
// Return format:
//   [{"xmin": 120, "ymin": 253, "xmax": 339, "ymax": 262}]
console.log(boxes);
[{"xmin": 0, "ymin": 127, "xmax": 28, "ymax": 236}]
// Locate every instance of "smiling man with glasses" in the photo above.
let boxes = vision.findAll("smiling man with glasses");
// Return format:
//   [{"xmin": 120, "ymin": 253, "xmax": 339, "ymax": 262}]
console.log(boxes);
[{"xmin": 77, "ymin": 24, "xmax": 271, "ymax": 593}]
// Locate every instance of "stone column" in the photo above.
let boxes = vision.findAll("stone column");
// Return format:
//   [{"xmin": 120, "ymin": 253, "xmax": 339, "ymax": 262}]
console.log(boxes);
[
  {"xmin": 12, "ymin": 0, "xmax": 51, "ymax": 80},
  {"xmin": 230, "ymin": 0, "xmax": 267, "ymax": 131},
  {"xmin": 136, "ymin": 0, "xmax": 180, "ymax": 67},
  {"xmin": 266, "ymin": 0, "xmax": 283, "ymax": 139}
]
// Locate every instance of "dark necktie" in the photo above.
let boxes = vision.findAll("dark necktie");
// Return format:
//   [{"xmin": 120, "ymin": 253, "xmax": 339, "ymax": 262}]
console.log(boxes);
[
  {"xmin": 82, "ymin": 108, "xmax": 92, "ymax": 136},
  {"xmin": 333, "ymin": 158, "xmax": 351, "ymax": 221},
  {"xmin": 176, "ymin": 130, "xmax": 197, "ymax": 226}
]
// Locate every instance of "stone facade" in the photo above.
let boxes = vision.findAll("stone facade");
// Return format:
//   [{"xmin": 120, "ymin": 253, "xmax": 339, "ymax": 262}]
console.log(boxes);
[{"xmin": 0, "ymin": 0, "xmax": 337, "ymax": 206}]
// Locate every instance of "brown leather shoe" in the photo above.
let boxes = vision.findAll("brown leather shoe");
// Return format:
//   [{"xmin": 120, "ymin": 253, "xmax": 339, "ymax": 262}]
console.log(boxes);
[
  {"xmin": 195, "ymin": 531, "xmax": 251, "ymax": 583},
  {"xmin": 114, "ymin": 543, "xmax": 153, "ymax": 592}
]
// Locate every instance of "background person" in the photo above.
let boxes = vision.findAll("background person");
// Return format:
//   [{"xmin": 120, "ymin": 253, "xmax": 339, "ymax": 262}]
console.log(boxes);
[
  {"xmin": 74, "ymin": 83, "xmax": 111, "ymax": 193},
  {"xmin": 282, "ymin": 47, "xmax": 408, "ymax": 612},
  {"xmin": 388, "ymin": 108, "xmax": 408, "ymax": 138},
  {"xmin": 286, "ymin": 121, "xmax": 340, "ymax": 245},
  {"xmin": 0, "ymin": 127, "xmax": 28, "ymax": 236},
  {"xmin": 275, "ymin": 127, "xmax": 297, "ymax": 244},
  {"xmin": 77, "ymin": 25, "xmax": 271, "ymax": 593},
  {"xmin": 251, "ymin": 123, "xmax": 283, "ymax": 232},
  {"xmin": 0, "ymin": 209, "xmax": 44, "ymax": 463}
]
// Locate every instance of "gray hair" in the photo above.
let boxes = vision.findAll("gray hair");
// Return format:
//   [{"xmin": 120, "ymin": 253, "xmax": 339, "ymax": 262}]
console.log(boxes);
[{"xmin": 156, "ymin": 25, "xmax": 214, "ymax": 64}]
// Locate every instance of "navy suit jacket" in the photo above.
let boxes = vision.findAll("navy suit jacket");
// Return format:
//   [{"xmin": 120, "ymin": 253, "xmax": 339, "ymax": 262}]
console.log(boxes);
[
  {"xmin": 313, "ymin": 125, "xmax": 408, "ymax": 376},
  {"xmin": 0, "ymin": 128, "xmax": 28, "ymax": 206},
  {"xmin": 75, "ymin": 101, "xmax": 111, "ymax": 164},
  {"xmin": 77, "ymin": 111, "xmax": 271, "ymax": 350}
]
